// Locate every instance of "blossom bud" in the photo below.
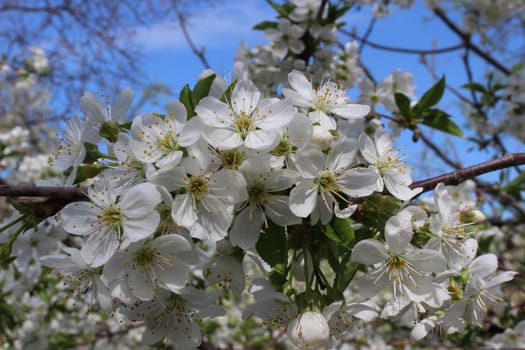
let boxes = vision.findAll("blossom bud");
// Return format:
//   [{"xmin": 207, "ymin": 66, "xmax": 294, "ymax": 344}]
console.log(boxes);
[
  {"xmin": 287, "ymin": 311, "xmax": 330, "ymax": 349},
  {"xmin": 310, "ymin": 125, "xmax": 333, "ymax": 150},
  {"xmin": 460, "ymin": 209, "xmax": 486, "ymax": 224}
]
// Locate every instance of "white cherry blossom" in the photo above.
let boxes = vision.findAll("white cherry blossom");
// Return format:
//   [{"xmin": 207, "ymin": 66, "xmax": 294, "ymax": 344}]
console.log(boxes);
[
  {"xmin": 103, "ymin": 234, "xmax": 193, "ymax": 300},
  {"xmin": 289, "ymin": 137, "xmax": 380, "ymax": 224},
  {"xmin": 196, "ymin": 79, "xmax": 295, "ymax": 151},
  {"xmin": 358, "ymin": 127, "xmax": 421, "ymax": 200},
  {"xmin": 283, "ymin": 70, "xmax": 370, "ymax": 130},
  {"xmin": 351, "ymin": 210, "xmax": 447, "ymax": 306},
  {"xmin": 60, "ymin": 180, "xmax": 161, "ymax": 267}
]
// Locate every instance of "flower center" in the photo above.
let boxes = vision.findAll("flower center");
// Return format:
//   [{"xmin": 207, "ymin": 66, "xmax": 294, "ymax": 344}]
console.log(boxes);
[
  {"xmin": 185, "ymin": 175, "xmax": 209, "ymax": 201},
  {"xmin": 220, "ymin": 149, "xmax": 244, "ymax": 170},
  {"xmin": 315, "ymin": 170, "xmax": 339, "ymax": 193},
  {"xmin": 248, "ymin": 181, "xmax": 267, "ymax": 205},
  {"xmin": 386, "ymin": 255, "xmax": 407, "ymax": 272},
  {"xmin": 156, "ymin": 132, "xmax": 179, "ymax": 154},
  {"xmin": 133, "ymin": 246, "xmax": 156, "ymax": 270},
  {"xmin": 272, "ymin": 136, "xmax": 292, "ymax": 157},
  {"xmin": 101, "ymin": 206, "xmax": 123, "ymax": 230},
  {"xmin": 234, "ymin": 111, "xmax": 255, "ymax": 138}
]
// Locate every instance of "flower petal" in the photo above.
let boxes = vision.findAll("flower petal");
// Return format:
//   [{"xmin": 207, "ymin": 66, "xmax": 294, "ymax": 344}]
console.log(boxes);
[{"xmin": 351, "ymin": 239, "xmax": 388, "ymax": 265}]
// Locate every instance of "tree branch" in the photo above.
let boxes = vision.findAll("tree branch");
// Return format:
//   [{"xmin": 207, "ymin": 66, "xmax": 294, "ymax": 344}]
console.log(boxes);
[
  {"xmin": 410, "ymin": 153, "xmax": 525, "ymax": 193},
  {"xmin": 0, "ymin": 185, "xmax": 86, "ymax": 200}
]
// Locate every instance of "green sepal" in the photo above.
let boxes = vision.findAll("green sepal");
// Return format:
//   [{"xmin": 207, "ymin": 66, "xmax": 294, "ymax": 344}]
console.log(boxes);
[
  {"xmin": 83, "ymin": 142, "xmax": 101, "ymax": 164},
  {"xmin": 98, "ymin": 120, "xmax": 121, "ymax": 143}
]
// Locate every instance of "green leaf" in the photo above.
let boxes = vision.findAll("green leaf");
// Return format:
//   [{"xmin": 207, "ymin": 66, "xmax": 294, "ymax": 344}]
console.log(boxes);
[
  {"xmin": 323, "ymin": 217, "xmax": 354, "ymax": 250},
  {"xmin": 422, "ymin": 109, "xmax": 464, "ymax": 137},
  {"xmin": 268, "ymin": 2, "xmax": 294, "ymax": 17},
  {"xmin": 503, "ymin": 172, "xmax": 525, "ymax": 200},
  {"xmin": 462, "ymin": 82, "xmax": 486, "ymax": 93},
  {"xmin": 252, "ymin": 20, "xmax": 278, "ymax": 31},
  {"xmin": 179, "ymin": 84, "xmax": 194, "ymax": 119},
  {"xmin": 0, "ymin": 227, "xmax": 24, "ymax": 268},
  {"xmin": 192, "ymin": 74, "xmax": 216, "ymax": 106},
  {"xmin": 394, "ymin": 92, "xmax": 411, "ymax": 116},
  {"xmin": 256, "ymin": 222, "xmax": 288, "ymax": 268},
  {"xmin": 416, "ymin": 76, "xmax": 445, "ymax": 112}
]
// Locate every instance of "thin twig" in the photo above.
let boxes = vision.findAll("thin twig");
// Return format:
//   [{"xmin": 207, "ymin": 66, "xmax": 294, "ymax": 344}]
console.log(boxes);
[
  {"xmin": 176, "ymin": 9, "xmax": 210, "ymax": 69},
  {"xmin": 431, "ymin": 6, "xmax": 511, "ymax": 76},
  {"xmin": 341, "ymin": 28, "xmax": 464, "ymax": 55}
]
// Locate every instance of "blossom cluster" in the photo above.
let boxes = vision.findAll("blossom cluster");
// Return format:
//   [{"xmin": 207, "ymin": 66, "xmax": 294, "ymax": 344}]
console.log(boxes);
[
  {"xmin": 0, "ymin": 0, "xmax": 522, "ymax": 349},
  {"xmin": 6, "ymin": 62, "xmax": 505, "ymax": 349}
]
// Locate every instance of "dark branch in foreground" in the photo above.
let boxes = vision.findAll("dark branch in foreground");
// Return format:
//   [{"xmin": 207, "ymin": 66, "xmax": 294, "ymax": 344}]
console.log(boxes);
[
  {"xmin": 410, "ymin": 153, "xmax": 525, "ymax": 194},
  {"xmin": 0, "ymin": 154, "xmax": 524, "ymax": 201},
  {"xmin": 0, "ymin": 185, "xmax": 86, "ymax": 200}
]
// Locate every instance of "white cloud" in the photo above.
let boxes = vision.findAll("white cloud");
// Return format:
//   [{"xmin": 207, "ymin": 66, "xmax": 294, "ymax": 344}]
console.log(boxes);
[{"xmin": 133, "ymin": 2, "xmax": 272, "ymax": 51}]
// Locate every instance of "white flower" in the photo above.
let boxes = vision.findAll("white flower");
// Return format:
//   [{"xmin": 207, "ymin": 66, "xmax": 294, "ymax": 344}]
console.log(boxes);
[
  {"xmin": 60, "ymin": 180, "xmax": 161, "ymax": 267},
  {"xmin": 485, "ymin": 320, "xmax": 525, "ymax": 349},
  {"xmin": 196, "ymin": 79, "xmax": 295, "ymax": 151},
  {"xmin": 102, "ymin": 133, "xmax": 152, "ymax": 194},
  {"xmin": 243, "ymin": 278, "xmax": 298, "ymax": 328},
  {"xmin": 443, "ymin": 254, "xmax": 517, "ymax": 329},
  {"xmin": 120, "ymin": 288, "xmax": 224, "ymax": 348},
  {"xmin": 270, "ymin": 113, "xmax": 312, "ymax": 166},
  {"xmin": 358, "ymin": 127, "xmax": 421, "ymax": 200},
  {"xmin": 49, "ymin": 115, "xmax": 99, "ymax": 183},
  {"xmin": 129, "ymin": 100, "xmax": 201, "ymax": 169},
  {"xmin": 287, "ymin": 311, "xmax": 331, "ymax": 349},
  {"xmin": 170, "ymin": 161, "xmax": 247, "ymax": 240},
  {"xmin": 283, "ymin": 70, "xmax": 370, "ymax": 130},
  {"xmin": 39, "ymin": 247, "xmax": 112, "ymax": 310},
  {"xmin": 425, "ymin": 183, "xmax": 479, "ymax": 271},
  {"xmin": 289, "ymin": 137, "xmax": 380, "ymax": 224},
  {"xmin": 230, "ymin": 156, "xmax": 300, "ymax": 249},
  {"xmin": 203, "ymin": 255, "xmax": 245, "ymax": 295},
  {"xmin": 264, "ymin": 19, "xmax": 306, "ymax": 58},
  {"xmin": 351, "ymin": 210, "xmax": 447, "ymax": 306},
  {"xmin": 323, "ymin": 301, "xmax": 379, "ymax": 341},
  {"xmin": 103, "ymin": 234, "xmax": 193, "ymax": 300},
  {"xmin": 79, "ymin": 87, "xmax": 133, "ymax": 124}
]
